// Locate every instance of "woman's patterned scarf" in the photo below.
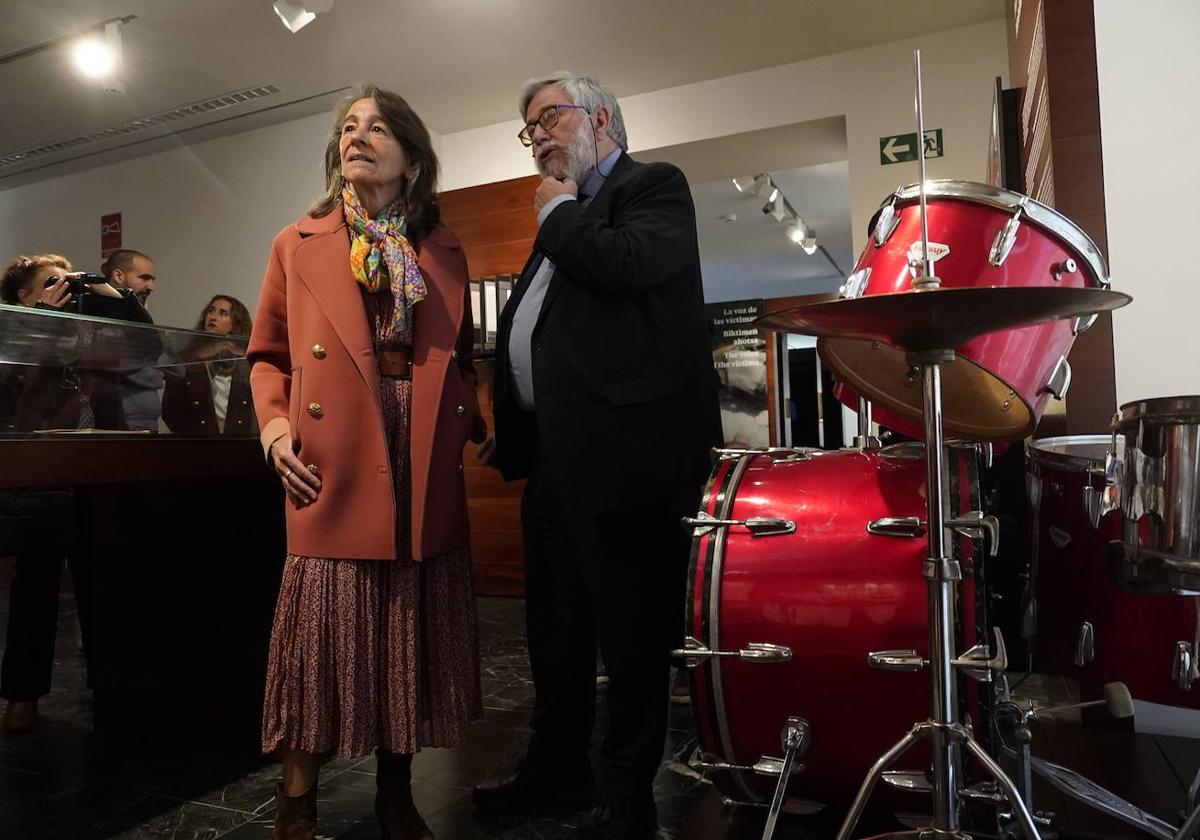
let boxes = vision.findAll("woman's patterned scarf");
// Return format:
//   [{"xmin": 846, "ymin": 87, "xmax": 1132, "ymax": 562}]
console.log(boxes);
[{"xmin": 341, "ymin": 182, "xmax": 427, "ymax": 334}]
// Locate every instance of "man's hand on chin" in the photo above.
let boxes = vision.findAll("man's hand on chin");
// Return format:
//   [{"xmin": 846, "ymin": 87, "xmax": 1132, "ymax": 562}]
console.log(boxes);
[{"xmin": 534, "ymin": 177, "xmax": 578, "ymax": 215}]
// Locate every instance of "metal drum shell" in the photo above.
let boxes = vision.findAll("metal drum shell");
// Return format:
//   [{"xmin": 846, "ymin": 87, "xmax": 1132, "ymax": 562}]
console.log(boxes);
[
  {"xmin": 1028, "ymin": 435, "xmax": 1200, "ymax": 708},
  {"xmin": 1113, "ymin": 395, "xmax": 1200, "ymax": 587},
  {"xmin": 686, "ymin": 445, "xmax": 980, "ymax": 806},
  {"xmin": 826, "ymin": 181, "xmax": 1108, "ymax": 442}
]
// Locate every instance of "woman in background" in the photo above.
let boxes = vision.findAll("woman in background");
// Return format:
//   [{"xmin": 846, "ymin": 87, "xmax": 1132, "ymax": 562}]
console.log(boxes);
[{"xmin": 162, "ymin": 294, "xmax": 257, "ymax": 435}]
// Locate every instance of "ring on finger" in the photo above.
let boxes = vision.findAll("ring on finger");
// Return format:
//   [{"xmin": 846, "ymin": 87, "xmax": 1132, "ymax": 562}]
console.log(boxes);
[{"xmin": 283, "ymin": 468, "xmax": 293, "ymax": 480}]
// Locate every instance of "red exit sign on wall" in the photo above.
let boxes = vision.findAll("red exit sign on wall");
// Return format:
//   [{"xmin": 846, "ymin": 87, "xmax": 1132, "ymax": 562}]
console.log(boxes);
[{"xmin": 101, "ymin": 213, "xmax": 122, "ymax": 259}]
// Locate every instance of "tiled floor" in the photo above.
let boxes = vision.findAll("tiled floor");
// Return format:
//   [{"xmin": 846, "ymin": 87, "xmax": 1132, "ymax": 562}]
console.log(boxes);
[{"xmin": 4, "ymin": 558, "xmax": 1199, "ymax": 839}]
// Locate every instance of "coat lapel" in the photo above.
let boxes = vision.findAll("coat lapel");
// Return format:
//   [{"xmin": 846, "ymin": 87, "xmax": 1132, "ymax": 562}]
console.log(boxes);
[{"xmin": 293, "ymin": 213, "xmax": 376, "ymax": 390}]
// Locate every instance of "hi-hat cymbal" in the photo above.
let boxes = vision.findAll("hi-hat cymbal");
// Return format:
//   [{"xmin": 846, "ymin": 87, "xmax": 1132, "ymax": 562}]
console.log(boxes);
[{"xmin": 758, "ymin": 286, "xmax": 1131, "ymax": 350}]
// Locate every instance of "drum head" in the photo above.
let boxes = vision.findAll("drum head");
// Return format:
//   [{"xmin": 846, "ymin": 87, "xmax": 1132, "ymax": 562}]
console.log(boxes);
[{"xmin": 820, "ymin": 336, "xmax": 1033, "ymax": 440}]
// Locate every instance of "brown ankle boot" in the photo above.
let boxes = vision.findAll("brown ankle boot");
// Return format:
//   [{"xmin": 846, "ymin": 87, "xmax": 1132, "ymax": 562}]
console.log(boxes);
[
  {"xmin": 273, "ymin": 782, "xmax": 317, "ymax": 839},
  {"xmin": 375, "ymin": 749, "xmax": 433, "ymax": 840}
]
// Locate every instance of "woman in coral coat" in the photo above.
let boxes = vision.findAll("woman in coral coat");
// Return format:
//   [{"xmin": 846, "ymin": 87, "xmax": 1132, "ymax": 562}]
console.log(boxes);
[{"xmin": 248, "ymin": 84, "xmax": 486, "ymax": 840}]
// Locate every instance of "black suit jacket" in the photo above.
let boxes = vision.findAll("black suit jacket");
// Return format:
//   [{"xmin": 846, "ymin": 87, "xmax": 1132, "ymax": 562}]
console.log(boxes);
[{"xmin": 493, "ymin": 152, "xmax": 721, "ymax": 510}]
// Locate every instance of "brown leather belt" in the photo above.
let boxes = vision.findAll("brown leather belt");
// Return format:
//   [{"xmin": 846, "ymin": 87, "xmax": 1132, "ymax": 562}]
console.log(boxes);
[{"xmin": 378, "ymin": 349, "xmax": 412, "ymax": 379}]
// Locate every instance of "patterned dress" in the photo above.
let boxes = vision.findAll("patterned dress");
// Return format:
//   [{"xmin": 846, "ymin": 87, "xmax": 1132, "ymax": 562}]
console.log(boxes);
[{"xmin": 261, "ymin": 280, "xmax": 483, "ymax": 757}]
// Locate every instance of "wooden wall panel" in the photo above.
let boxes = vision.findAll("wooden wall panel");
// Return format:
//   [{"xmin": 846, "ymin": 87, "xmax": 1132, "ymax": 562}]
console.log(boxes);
[
  {"xmin": 1009, "ymin": 0, "xmax": 1116, "ymax": 435},
  {"xmin": 439, "ymin": 176, "xmax": 541, "ymax": 597}
]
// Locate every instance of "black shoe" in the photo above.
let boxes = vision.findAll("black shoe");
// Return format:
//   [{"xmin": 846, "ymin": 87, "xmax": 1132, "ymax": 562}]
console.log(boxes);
[
  {"xmin": 472, "ymin": 762, "xmax": 594, "ymax": 816},
  {"xmin": 587, "ymin": 792, "xmax": 658, "ymax": 839}
]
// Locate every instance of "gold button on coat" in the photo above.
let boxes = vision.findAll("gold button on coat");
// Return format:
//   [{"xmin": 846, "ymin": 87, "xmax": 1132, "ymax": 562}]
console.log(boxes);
[
  {"xmin": 307, "ymin": 402, "xmax": 323, "ymax": 418},
  {"xmin": 306, "ymin": 464, "xmax": 320, "ymax": 475},
  {"xmin": 455, "ymin": 405, "xmax": 465, "ymax": 416},
  {"xmin": 311, "ymin": 344, "xmax": 326, "ymax": 359}
]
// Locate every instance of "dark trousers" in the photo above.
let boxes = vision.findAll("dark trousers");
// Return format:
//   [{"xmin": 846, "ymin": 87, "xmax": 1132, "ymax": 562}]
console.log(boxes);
[
  {"xmin": 521, "ymin": 474, "xmax": 697, "ymax": 799},
  {"xmin": 1, "ymin": 554, "xmax": 91, "ymax": 701}
]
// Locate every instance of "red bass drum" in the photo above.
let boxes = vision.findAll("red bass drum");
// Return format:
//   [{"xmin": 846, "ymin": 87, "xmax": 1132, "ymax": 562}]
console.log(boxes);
[
  {"xmin": 823, "ymin": 181, "xmax": 1110, "ymax": 442},
  {"xmin": 684, "ymin": 444, "xmax": 984, "ymax": 807}
]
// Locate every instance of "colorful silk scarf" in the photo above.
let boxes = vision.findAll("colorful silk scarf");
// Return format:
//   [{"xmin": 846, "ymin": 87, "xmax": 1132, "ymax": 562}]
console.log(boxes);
[{"xmin": 341, "ymin": 182, "xmax": 427, "ymax": 335}]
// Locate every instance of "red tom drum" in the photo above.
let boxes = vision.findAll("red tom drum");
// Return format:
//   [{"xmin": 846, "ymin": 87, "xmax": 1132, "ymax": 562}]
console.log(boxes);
[
  {"xmin": 823, "ymin": 181, "xmax": 1109, "ymax": 442},
  {"xmin": 685, "ymin": 444, "xmax": 983, "ymax": 806}
]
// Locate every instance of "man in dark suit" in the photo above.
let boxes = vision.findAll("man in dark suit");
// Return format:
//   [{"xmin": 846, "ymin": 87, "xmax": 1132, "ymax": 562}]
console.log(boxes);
[{"xmin": 474, "ymin": 72, "xmax": 721, "ymax": 839}]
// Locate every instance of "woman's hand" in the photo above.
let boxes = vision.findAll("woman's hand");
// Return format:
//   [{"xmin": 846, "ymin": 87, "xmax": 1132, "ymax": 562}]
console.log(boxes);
[
  {"xmin": 270, "ymin": 432, "xmax": 321, "ymax": 508},
  {"xmin": 194, "ymin": 339, "xmax": 241, "ymax": 361},
  {"xmin": 38, "ymin": 276, "xmax": 73, "ymax": 309}
]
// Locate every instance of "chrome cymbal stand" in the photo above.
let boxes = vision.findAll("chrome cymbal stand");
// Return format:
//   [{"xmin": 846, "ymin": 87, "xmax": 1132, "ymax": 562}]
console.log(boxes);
[{"xmin": 832, "ymin": 50, "xmax": 1043, "ymax": 840}]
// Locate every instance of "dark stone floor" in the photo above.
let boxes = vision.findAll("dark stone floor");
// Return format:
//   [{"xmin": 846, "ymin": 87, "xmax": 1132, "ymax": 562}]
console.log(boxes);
[{"xmin": 4, "ymin": 557, "xmax": 1200, "ymax": 840}]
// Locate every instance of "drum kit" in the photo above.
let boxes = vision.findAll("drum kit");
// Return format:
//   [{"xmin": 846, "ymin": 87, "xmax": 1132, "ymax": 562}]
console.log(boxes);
[{"xmin": 676, "ymin": 50, "xmax": 1200, "ymax": 840}]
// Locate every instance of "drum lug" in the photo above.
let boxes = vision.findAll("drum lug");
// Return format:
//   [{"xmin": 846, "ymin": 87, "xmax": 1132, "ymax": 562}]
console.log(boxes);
[
  {"xmin": 1044, "ymin": 355, "xmax": 1072, "ymax": 400},
  {"xmin": 946, "ymin": 511, "xmax": 1000, "ymax": 557},
  {"xmin": 1074, "ymin": 621, "xmax": 1095, "ymax": 667},
  {"xmin": 868, "ymin": 649, "xmax": 927, "ymax": 672},
  {"xmin": 872, "ymin": 189, "xmax": 902, "ymax": 247},
  {"xmin": 839, "ymin": 267, "xmax": 872, "ymax": 300},
  {"xmin": 1073, "ymin": 312, "xmax": 1099, "ymax": 335},
  {"xmin": 681, "ymin": 510, "xmax": 796, "ymax": 538},
  {"xmin": 1083, "ymin": 463, "xmax": 1119, "ymax": 530},
  {"xmin": 1053, "ymin": 258, "xmax": 1078, "ymax": 283},
  {"xmin": 953, "ymin": 627, "xmax": 1009, "ymax": 682},
  {"xmin": 672, "ymin": 636, "xmax": 793, "ymax": 668},
  {"xmin": 1172, "ymin": 642, "xmax": 1196, "ymax": 691},
  {"xmin": 867, "ymin": 516, "xmax": 926, "ymax": 538},
  {"xmin": 989, "ymin": 200, "xmax": 1026, "ymax": 267},
  {"xmin": 712, "ymin": 447, "xmax": 813, "ymax": 462}
]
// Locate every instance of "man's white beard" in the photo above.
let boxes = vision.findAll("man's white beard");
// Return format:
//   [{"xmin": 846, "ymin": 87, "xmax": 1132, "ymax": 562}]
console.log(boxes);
[{"xmin": 537, "ymin": 119, "xmax": 595, "ymax": 184}]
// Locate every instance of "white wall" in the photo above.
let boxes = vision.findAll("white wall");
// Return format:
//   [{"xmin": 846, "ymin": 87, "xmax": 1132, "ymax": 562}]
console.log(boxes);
[
  {"xmin": 0, "ymin": 112, "xmax": 333, "ymax": 329},
  {"xmin": 0, "ymin": 19, "xmax": 1007, "ymax": 327},
  {"xmin": 440, "ymin": 20, "xmax": 1008, "ymax": 254},
  {"xmin": 1095, "ymin": 0, "xmax": 1200, "ymax": 405}
]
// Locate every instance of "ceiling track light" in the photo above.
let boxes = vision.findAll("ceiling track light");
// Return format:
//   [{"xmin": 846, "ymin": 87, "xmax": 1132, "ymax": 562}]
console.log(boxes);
[{"xmin": 274, "ymin": 0, "xmax": 335, "ymax": 33}]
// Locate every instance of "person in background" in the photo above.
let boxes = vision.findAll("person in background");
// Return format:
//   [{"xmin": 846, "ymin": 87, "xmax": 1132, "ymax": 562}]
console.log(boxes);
[
  {"xmin": 102, "ymin": 249, "xmax": 161, "ymax": 431},
  {"xmin": 0, "ymin": 254, "xmax": 91, "ymax": 732},
  {"xmin": 162, "ymin": 294, "xmax": 257, "ymax": 435},
  {"xmin": 248, "ymin": 83, "xmax": 486, "ymax": 840}
]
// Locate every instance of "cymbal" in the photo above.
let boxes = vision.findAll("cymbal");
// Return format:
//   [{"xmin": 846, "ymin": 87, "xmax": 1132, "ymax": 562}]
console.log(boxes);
[{"xmin": 758, "ymin": 286, "xmax": 1131, "ymax": 350}]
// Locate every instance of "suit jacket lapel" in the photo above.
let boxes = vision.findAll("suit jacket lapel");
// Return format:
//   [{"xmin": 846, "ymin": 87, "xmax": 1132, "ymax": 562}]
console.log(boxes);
[{"xmin": 534, "ymin": 153, "xmax": 632, "ymax": 332}]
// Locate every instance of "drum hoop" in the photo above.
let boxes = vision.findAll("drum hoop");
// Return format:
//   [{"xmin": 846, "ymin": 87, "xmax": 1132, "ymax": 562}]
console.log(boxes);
[
  {"xmin": 702, "ymin": 452, "xmax": 761, "ymax": 802},
  {"xmin": 1026, "ymin": 435, "xmax": 1112, "ymax": 472},
  {"xmin": 1115, "ymin": 395, "xmax": 1200, "ymax": 427},
  {"xmin": 894, "ymin": 180, "xmax": 1110, "ymax": 287}
]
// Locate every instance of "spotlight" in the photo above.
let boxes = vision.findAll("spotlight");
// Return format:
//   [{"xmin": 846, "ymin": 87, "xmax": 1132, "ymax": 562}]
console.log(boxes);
[
  {"xmin": 785, "ymin": 220, "xmax": 819, "ymax": 255},
  {"xmin": 763, "ymin": 194, "xmax": 787, "ymax": 222},
  {"xmin": 273, "ymin": 0, "xmax": 334, "ymax": 32},
  {"xmin": 73, "ymin": 21, "xmax": 122, "ymax": 78},
  {"xmin": 801, "ymin": 237, "xmax": 818, "ymax": 256},
  {"xmin": 731, "ymin": 177, "xmax": 751, "ymax": 192},
  {"xmin": 751, "ymin": 174, "xmax": 772, "ymax": 196}
]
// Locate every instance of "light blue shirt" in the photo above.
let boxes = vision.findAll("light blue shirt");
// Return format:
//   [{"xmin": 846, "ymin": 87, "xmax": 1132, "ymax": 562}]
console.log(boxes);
[{"xmin": 507, "ymin": 148, "xmax": 622, "ymax": 411}]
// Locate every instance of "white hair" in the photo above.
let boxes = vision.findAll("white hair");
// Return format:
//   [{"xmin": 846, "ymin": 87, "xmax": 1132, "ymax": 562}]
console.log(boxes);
[{"xmin": 518, "ymin": 71, "xmax": 628, "ymax": 151}]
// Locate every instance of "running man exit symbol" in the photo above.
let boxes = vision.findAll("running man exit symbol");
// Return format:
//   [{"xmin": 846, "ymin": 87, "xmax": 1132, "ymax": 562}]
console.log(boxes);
[{"xmin": 880, "ymin": 129, "xmax": 944, "ymax": 165}]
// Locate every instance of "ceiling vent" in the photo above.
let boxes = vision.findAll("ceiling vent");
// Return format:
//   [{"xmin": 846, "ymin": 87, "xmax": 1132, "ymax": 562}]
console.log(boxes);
[{"xmin": 0, "ymin": 84, "xmax": 282, "ymax": 170}]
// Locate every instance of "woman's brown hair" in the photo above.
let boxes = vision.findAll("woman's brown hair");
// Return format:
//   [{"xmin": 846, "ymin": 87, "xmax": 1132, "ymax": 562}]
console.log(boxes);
[
  {"xmin": 194, "ymin": 294, "xmax": 253, "ymax": 336},
  {"xmin": 308, "ymin": 83, "xmax": 442, "ymax": 242},
  {"xmin": 1, "ymin": 254, "xmax": 72, "ymax": 305}
]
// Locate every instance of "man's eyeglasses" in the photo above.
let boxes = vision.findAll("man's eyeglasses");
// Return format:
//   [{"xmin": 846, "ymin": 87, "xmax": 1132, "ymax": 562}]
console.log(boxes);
[{"xmin": 517, "ymin": 104, "xmax": 588, "ymax": 147}]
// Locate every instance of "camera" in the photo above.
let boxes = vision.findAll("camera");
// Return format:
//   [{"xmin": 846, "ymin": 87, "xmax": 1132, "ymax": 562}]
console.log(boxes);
[{"xmin": 44, "ymin": 272, "xmax": 107, "ymax": 296}]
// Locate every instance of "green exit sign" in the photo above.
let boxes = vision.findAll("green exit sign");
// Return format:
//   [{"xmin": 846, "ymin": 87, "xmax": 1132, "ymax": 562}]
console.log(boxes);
[{"xmin": 880, "ymin": 129, "xmax": 944, "ymax": 165}]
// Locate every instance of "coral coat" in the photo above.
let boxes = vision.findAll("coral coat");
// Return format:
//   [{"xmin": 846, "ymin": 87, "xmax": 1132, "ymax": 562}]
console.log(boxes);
[{"xmin": 248, "ymin": 211, "xmax": 486, "ymax": 561}]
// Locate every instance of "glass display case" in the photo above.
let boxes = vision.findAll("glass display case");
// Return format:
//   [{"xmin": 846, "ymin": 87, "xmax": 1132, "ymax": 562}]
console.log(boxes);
[{"xmin": 0, "ymin": 303, "xmax": 253, "ymax": 437}]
